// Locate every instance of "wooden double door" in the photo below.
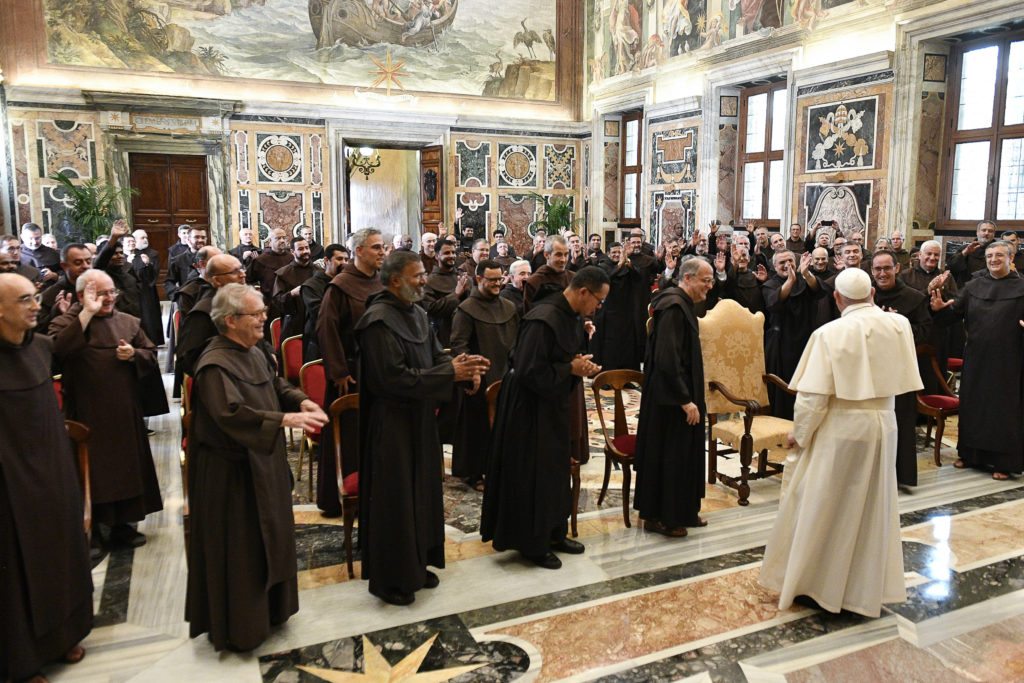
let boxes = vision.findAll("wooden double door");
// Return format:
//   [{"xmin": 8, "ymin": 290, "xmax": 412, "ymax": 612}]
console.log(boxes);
[{"xmin": 129, "ymin": 153, "xmax": 209, "ymax": 297}]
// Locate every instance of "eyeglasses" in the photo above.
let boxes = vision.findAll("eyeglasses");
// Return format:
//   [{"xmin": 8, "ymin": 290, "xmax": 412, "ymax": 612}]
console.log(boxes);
[
  {"xmin": 234, "ymin": 307, "xmax": 269, "ymax": 318},
  {"xmin": 483, "ymin": 276, "xmax": 503, "ymax": 283},
  {"xmin": 16, "ymin": 293, "xmax": 42, "ymax": 306},
  {"xmin": 584, "ymin": 289, "xmax": 606, "ymax": 306},
  {"xmin": 95, "ymin": 289, "xmax": 120, "ymax": 298},
  {"xmin": 213, "ymin": 267, "xmax": 245, "ymax": 276}
]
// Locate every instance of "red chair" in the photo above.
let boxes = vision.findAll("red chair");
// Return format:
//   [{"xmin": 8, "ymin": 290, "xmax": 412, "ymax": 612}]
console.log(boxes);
[
  {"xmin": 281, "ymin": 335, "xmax": 304, "ymax": 386},
  {"xmin": 270, "ymin": 318, "xmax": 283, "ymax": 353},
  {"xmin": 917, "ymin": 345, "xmax": 960, "ymax": 466},
  {"xmin": 591, "ymin": 369, "xmax": 644, "ymax": 530},
  {"xmin": 53, "ymin": 375, "xmax": 63, "ymax": 411},
  {"xmin": 946, "ymin": 357, "xmax": 963, "ymax": 394},
  {"xmin": 329, "ymin": 395, "xmax": 360, "ymax": 579},
  {"xmin": 298, "ymin": 360, "xmax": 327, "ymax": 499},
  {"xmin": 65, "ymin": 420, "xmax": 92, "ymax": 545}
]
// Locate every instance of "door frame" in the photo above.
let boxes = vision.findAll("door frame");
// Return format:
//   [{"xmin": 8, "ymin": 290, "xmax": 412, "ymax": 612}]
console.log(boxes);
[{"xmin": 104, "ymin": 132, "xmax": 229, "ymax": 247}]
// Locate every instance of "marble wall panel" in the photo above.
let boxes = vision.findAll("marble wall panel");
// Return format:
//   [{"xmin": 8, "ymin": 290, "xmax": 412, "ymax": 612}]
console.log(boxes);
[
  {"xmin": 497, "ymin": 143, "xmax": 538, "ymax": 188},
  {"xmin": 913, "ymin": 92, "xmax": 944, "ymax": 233},
  {"xmin": 36, "ymin": 119, "xmax": 96, "ymax": 179},
  {"xmin": 258, "ymin": 190, "xmax": 305, "ymax": 233},
  {"xmin": 792, "ymin": 81, "xmax": 891, "ymax": 241},
  {"xmin": 718, "ymin": 124, "xmax": 737, "ymax": 225},
  {"xmin": 456, "ymin": 192, "xmax": 492, "ymax": 241},
  {"xmin": 11, "ymin": 122, "xmax": 32, "ymax": 226},
  {"xmin": 41, "ymin": 183, "xmax": 75, "ymax": 238},
  {"xmin": 603, "ymin": 141, "xmax": 619, "ymax": 223},
  {"xmin": 544, "ymin": 143, "xmax": 575, "ymax": 190},
  {"xmin": 804, "ymin": 96, "xmax": 878, "ymax": 173},
  {"xmin": 455, "ymin": 140, "xmax": 492, "ymax": 188},
  {"xmin": 647, "ymin": 117, "xmax": 700, "ymax": 243},
  {"xmin": 650, "ymin": 189, "xmax": 697, "ymax": 244},
  {"xmin": 256, "ymin": 133, "xmax": 304, "ymax": 184},
  {"xmin": 497, "ymin": 193, "xmax": 541, "ymax": 256},
  {"xmin": 650, "ymin": 125, "xmax": 698, "ymax": 185}
]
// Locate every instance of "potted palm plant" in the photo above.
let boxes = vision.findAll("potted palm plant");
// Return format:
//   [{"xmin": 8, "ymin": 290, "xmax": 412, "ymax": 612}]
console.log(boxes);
[
  {"xmin": 49, "ymin": 171, "xmax": 138, "ymax": 242},
  {"xmin": 529, "ymin": 192, "xmax": 582, "ymax": 236}
]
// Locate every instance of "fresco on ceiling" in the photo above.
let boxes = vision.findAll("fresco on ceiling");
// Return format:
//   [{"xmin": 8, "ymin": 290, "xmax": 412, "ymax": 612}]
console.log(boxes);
[
  {"xmin": 42, "ymin": 0, "xmax": 558, "ymax": 100},
  {"xmin": 587, "ymin": 0, "xmax": 863, "ymax": 86}
]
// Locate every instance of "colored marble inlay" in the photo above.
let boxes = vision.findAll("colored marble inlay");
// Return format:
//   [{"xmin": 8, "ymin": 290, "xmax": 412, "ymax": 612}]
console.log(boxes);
[
  {"xmin": 484, "ymin": 566, "xmax": 801, "ymax": 681},
  {"xmin": 603, "ymin": 142, "xmax": 619, "ymax": 222},
  {"xmin": 259, "ymin": 190, "xmax": 304, "ymax": 232},
  {"xmin": 11, "ymin": 122, "xmax": 33, "ymax": 226},
  {"xmin": 902, "ymin": 500, "xmax": 1024, "ymax": 571},
  {"xmin": 456, "ymin": 192, "xmax": 490, "ymax": 240},
  {"xmin": 650, "ymin": 188, "xmax": 696, "ymax": 245},
  {"xmin": 455, "ymin": 139, "xmax": 491, "ymax": 188},
  {"xmin": 496, "ymin": 193, "xmax": 539, "ymax": 257},
  {"xmin": 36, "ymin": 120, "xmax": 94, "ymax": 179},
  {"xmin": 309, "ymin": 133, "xmax": 324, "ymax": 185},
  {"xmin": 256, "ymin": 133, "xmax": 303, "ymax": 183},
  {"xmin": 234, "ymin": 130, "xmax": 250, "ymax": 185},
  {"xmin": 544, "ymin": 143, "xmax": 575, "ymax": 190},
  {"xmin": 650, "ymin": 125, "xmax": 698, "ymax": 185},
  {"xmin": 497, "ymin": 143, "xmax": 537, "ymax": 188},
  {"xmin": 718, "ymin": 124, "xmax": 738, "ymax": 225}
]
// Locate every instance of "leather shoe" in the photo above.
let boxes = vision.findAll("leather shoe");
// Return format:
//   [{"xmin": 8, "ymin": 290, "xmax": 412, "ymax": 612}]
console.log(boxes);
[
  {"xmin": 373, "ymin": 587, "xmax": 415, "ymax": 606},
  {"xmin": 524, "ymin": 551, "xmax": 562, "ymax": 569},
  {"xmin": 423, "ymin": 570, "xmax": 439, "ymax": 589},
  {"xmin": 551, "ymin": 537, "xmax": 585, "ymax": 554},
  {"xmin": 64, "ymin": 645, "xmax": 86, "ymax": 663},
  {"xmin": 643, "ymin": 519, "xmax": 687, "ymax": 537},
  {"xmin": 110, "ymin": 525, "xmax": 147, "ymax": 548}
]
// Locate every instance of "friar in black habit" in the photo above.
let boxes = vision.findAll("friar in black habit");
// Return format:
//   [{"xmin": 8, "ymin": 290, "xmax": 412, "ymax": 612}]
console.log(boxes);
[{"xmin": 481, "ymin": 266, "xmax": 609, "ymax": 569}]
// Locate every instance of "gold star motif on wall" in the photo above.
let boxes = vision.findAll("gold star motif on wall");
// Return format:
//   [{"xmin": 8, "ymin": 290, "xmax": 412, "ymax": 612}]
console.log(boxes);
[
  {"xmin": 297, "ymin": 634, "xmax": 484, "ymax": 682},
  {"xmin": 833, "ymin": 141, "xmax": 846, "ymax": 157},
  {"xmin": 368, "ymin": 48, "xmax": 409, "ymax": 96}
]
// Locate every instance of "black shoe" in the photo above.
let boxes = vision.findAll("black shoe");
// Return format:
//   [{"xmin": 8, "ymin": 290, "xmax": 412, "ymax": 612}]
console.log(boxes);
[
  {"xmin": 374, "ymin": 587, "xmax": 415, "ymax": 606},
  {"xmin": 551, "ymin": 537, "xmax": 585, "ymax": 554},
  {"xmin": 146, "ymin": 428, "xmax": 156, "ymax": 436},
  {"xmin": 423, "ymin": 570, "xmax": 439, "ymax": 589},
  {"xmin": 793, "ymin": 594, "xmax": 823, "ymax": 610},
  {"xmin": 524, "ymin": 551, "xmax": 562, "ymax": 569},
  {"xmin": 110, "ymin": 525, "xmax": 147, "ymax": 548}
]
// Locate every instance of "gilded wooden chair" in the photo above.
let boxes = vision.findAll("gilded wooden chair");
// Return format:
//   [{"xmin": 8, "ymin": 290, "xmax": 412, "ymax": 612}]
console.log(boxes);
[
  {"xmin": 281, "ymin": 335, "xmax": 304, "ymax": 447},
  {"xmin": 330, "ymin": 395, "xmax": 360, "ymax": 579},
  {"xmin": 591, "ymin": 369, "xmax": 643, "ymax": 529},
  {"xmin": 916, "ymin": 344, "xmax": 960, "ymax": 466},
  {"xmin": 698, "ymin": 299, "xmax": 791, "ymax": 505},
  {"xmin": 65, "ymin": 420, "xmax": 92, "ymax": 544}
]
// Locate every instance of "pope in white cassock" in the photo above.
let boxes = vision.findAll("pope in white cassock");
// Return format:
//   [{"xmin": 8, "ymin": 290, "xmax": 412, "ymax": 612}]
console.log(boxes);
[{"xmin": 759, "ymin": 267, "xmax": 922, "ymax": 617}]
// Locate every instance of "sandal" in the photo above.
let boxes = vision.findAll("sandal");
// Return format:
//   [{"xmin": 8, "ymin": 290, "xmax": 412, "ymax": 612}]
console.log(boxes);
[
  {"xmin": 689, "ymin": 516, "xmax": 708, "ymax": 527},
  {"xmin": 643, "ymin": 519, "xmax": 687, "ymax": 537},
  {"xmin": 993, "ymin": 472, "xmax": 1011, "ymax": 481},
  {"xmin": 953, "ymin": 459, "xmax": 965, "ymax": 469},
  {"xmin": 64, "ymin": 645, "xmax": 86, "ymax": 664}
]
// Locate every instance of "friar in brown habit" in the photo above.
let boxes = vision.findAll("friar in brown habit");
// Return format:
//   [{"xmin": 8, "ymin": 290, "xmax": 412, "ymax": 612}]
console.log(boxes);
[
  {"xmin": 50, "ymin": 269, "xmax": 163, "ymax": 547},
  {"xmin": 449, "ymin": 260, "xmax": 519, "ymax": 488},
  {"xmin": 315, "ymin": 228, "xmax": 384, "ymax": 516},
  {"xmin": 0, "ymin": 273, "xmax": 92, "ymax": 681},
  {"xmin": 271, "ymin": 236, "xmax": 319, "ymax": 340},
  {"xmin": 186, "ymin": 283, "xmax": 327, "ymax": 651}
]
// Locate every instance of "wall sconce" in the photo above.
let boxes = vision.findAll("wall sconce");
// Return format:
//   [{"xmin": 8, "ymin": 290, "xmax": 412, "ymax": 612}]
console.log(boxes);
[{"xmin": 348, "ymin": 146, "xmax": 381, "ymax": 179}]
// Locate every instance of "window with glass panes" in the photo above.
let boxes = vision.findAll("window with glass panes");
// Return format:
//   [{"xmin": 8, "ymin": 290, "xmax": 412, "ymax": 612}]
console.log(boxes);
[
  {"xmin": 940, "ymin": 31, "xmax": 1024, "ymax": 229},
  {"xmin": 736, "ymin": 83, "xmax": 787, "ymax": 226},
  {"xmin": 620, "ymin": 111, "xmax": 643, "ymax": 227}
]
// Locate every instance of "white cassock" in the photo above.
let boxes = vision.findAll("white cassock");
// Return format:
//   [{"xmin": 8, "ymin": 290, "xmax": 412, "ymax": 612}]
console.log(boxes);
[{"xmin": 758, "ymin": 302, "xmax": 923, "ymax": 617}]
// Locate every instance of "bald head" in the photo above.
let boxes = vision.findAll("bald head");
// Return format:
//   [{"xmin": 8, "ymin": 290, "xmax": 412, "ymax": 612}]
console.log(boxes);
[
  {"xmin": 206, "ymin": 254, "xmax": 246, "ymax": 287},
  {"xmin": 0, "ymin": 273, "xmax": 41, "ymax": 342}
]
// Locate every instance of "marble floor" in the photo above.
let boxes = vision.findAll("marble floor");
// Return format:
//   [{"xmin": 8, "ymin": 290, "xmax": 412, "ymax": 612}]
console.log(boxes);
[{"xmin": 43, "ymin": 349, "xmax": 1024, "ymax": 683}]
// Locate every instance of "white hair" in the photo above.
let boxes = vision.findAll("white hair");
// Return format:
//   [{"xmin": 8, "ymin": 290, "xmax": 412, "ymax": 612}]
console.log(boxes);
[
  {"xmin": 75, "ymin": 268, "xmax": 112, "ymax": 293},
  {"xmin": 509, "ymin": 259, "xmax": 531, "ymax": 276},
  {"xmin": 920, "ymin": 240, "xmax": 941, "ymax": 252}
]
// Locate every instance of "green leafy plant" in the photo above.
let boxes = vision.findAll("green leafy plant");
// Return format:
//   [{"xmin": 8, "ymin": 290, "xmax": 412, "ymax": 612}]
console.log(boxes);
[
  {"xmin": 528, "ymin": 192, "xmax": 581, "ymax": 236},
  {"xmin": 49, "ymin": 172, "xmax": 138, "ymax": 241}
]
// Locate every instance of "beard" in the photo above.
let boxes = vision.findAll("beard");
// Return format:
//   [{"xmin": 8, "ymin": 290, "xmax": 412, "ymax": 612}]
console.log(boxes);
[{"xmin": 400, "ymin": 281, "xmax": 424, "ymax": 303}]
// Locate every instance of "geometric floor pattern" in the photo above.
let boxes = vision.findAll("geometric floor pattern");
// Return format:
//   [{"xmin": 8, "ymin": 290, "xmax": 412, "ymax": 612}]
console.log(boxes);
[{"xmin": 45, "ymin": 349, "xmax": 1024, "ymax": 683}]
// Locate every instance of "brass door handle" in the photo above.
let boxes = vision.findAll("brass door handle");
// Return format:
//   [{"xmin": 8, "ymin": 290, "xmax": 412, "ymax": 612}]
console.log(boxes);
[
  {"xmin": 146, "ymin": 219, "xmax": 158, "ymax": 223},
  {"xmin": 185, "ymin": 218, "xmax": 198, "ymax": 223}
]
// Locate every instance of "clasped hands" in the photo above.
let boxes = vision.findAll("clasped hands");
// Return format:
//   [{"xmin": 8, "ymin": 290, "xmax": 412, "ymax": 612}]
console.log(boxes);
[
  {"xmin": 571, "ymin": 353, "xmax": 601, "ymax": 378},
  {"xmin": 281, "ymin": 399, "xmax": 329, "ymax": 432},
  {"xmin": 452, "ymin": 353, "xmax": 490, "ymax": 395}
]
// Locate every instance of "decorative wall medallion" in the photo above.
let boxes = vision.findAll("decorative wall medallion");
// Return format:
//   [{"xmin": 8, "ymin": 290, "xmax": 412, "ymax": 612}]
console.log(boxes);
[
  {"xmin": 805, "ymin": 96, "xmax": 878, "ymax": 172},
  {"xmin": 36, "ymin": 120, "xmax": 94, "ymax": 179},
  {"xmin": 720, "ymin": 95, "xmax": 738, "ymax": 117},
  {"xmin": 544, "ymin": 143, "xmax": 575, "ymax": 190},
  {"xmin": 497, "ymin": 143, "xmax": 537, "ymax": 188},
  {"xmin": 234, "ymin": 130, "xmax": 250, "ymax": 185},
  {"xmin": 650, "ymin": 125, "xmax": 698, "ymax": 185},
  {"xmin": 256, "ymin": 134, "xmax": 303, "ymax": 183},
  {"xmin": 455, "ymin": 140, "xmax": 491, "ymax": 187}
]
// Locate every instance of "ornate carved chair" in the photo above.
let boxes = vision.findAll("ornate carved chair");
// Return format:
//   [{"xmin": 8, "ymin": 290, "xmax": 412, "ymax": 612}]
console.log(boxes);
[
  {"xmin": 591, "ymin": 369, "xmax": 643, "ymax": 529},
  {"xmin": 65, "ymin": 420, "xmax": 91, "ymax": 544},
  {"xmin": 916, "ymin": 344, "xmax": 960, "ymax": 466},
  {"xmin": 329, "ymin": 395, "xmax": 360, "ymax": 579},
  {"xmin": 698, "ymin": 299, "xmax": 792, "ymax": 505}
]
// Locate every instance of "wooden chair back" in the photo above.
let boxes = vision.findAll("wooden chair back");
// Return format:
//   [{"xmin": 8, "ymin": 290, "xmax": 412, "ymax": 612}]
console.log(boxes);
[
  {"xmin": 181, "ymin": 373, "xmax": 194, "ymax": 417},
  {"xmin": 330, "ymin": 394, "xmax": 360, "ymax": 490},
  {"xmin": 65, "ymin": 420, "xmax": 91, "ymax": 539},
  {"xmin": 916, "ymin": 344, "xmax": 958, "ymax": 397},
  {"xmin": 485, "ymin": 380, "xmax": 502, "ymax": 427},
  {"xmin": 698, "ymin": 299, "xmax": 769, "ymax": 414},
  {"xmin": 270, "ymin": 317, "xmax": 283, "ymax": 352},
  {"xmin": 53, "ymin": 374, "xmax": 64, "ymax": 411},
  {"xmin": 591, "ymin": 369, "xmax": 643, "ymax": 446},
  {"xmin": 281, "ymin": 334, "xmax": 304, "ymax": 385}
]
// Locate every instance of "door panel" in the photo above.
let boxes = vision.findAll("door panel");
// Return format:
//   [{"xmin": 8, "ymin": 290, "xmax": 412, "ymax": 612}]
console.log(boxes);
[{"xmin": 419, "ymin": 144, "xmax": 443, "ymax": 235}]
